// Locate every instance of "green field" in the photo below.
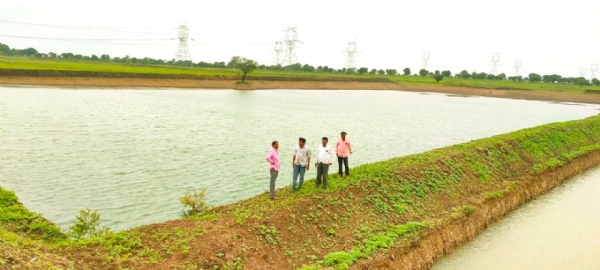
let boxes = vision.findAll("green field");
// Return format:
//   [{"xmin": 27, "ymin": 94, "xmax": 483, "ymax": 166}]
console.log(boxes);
[{"xmin": 1, "ymin": 56, "xmax": 600, "ymax": 93}]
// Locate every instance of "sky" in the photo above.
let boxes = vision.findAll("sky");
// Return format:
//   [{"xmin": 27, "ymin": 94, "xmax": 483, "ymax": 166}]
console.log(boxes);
[{"xmin": 0, "ymin": 0, "xmax": 599, "ymax": 77}]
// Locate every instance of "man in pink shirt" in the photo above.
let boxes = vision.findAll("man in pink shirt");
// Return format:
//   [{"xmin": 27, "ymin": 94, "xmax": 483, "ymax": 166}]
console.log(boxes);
[
  {"xmin": 265, "ymin": 141, "xmax": 280, "ymax": 200},
  {"xmin": 336, "ymin": 131, "xmax": 353, "ymax": 178}
]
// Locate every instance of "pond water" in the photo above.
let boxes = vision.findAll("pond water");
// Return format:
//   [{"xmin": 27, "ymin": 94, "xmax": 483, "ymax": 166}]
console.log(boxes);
[{"xmin": 1, "ymin": 87, "xmax": 598, "ymax": 231}]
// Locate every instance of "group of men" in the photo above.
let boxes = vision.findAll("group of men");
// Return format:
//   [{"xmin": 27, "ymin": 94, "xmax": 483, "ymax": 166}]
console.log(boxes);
[{"xmin": 265, "ymin": 131, "xmax": 353, "ymax": 200}]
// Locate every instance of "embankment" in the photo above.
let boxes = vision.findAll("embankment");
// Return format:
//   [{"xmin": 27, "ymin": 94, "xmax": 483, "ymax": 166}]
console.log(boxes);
[
  {"xmin": 2, "ymin": 69, "xmax": 600, "ymax": 104},
  {"xmin": 2, "ymin": 115, "xmax": 600, "ymax": 269}
]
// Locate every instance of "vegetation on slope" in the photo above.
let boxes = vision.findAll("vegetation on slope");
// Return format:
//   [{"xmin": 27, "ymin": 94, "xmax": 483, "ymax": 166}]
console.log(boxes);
[{"xmin": 2, "ymin": 115, "xmax": 600, "ymax": 269}]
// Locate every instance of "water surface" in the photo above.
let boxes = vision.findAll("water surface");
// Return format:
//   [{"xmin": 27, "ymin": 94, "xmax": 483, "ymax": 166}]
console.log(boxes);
[
  {"xmin": 431, "ymin": 166, "xmax": 600, "ymax": 270},
  {"xmin": 1, "ymin": 87, "xmax": 598, "ymax": 231}
]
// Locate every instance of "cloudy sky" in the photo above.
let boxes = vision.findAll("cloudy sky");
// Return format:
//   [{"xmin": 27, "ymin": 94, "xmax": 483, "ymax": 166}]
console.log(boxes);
[{"xmin": 1, "ymin": 0, "xmax": 599, "ymax": 77}]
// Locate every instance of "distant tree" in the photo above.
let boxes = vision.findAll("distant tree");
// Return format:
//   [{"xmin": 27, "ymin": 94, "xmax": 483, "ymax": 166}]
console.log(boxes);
[
  {"xmin": 377, "ymin": 69, "xmax": 385, "ymax": 75},
  {"xmin": 358, "ymin": 67, "xmax": 369, "ymax": 74},
  {"xmin": 317, "ymin": 66, "xmax": 323, "ymax": 72},
  {"xmin": 302, "ymin": 64, "xmax": 315, "ymax": 72},
  {"xmin": 60, "ymin": 52, "xmax": 75, "ymax": 59},
  {"xmin": 433, "ymin": 70, "xmax": 444, "ymax": 83},
  {"xmin": 385, "ymin": 69, "xmax": 397, "ymax": 76},
  {"xmin": 22, "ymin": 47, "xmax": 38, "ymax": 56},
  {"xmin": 496, "ymin": 73, "xmax": 506, "ymax": 80},
  {"xmin": 441, "ymin": 70, "xmax": 452, "ymax": 77},
  {"xmin": 0, "ymin": 43, "xmax": 9, "ymax": 55},
  {"xmin": 48, "ymin": 52, "xmax": 57, "ymax": 58},
  {"xmin": 574, "ymin": 77, "xmax": 590, "ymax": 87},
  {"xmin": 346, "ymin": 68, "xmax": 357, "ymax": 74},
  {"xmin": 592, "ymin": 78, "xmax": 600, "ymax": 86},
  {"xmin": 99, "ymin": 54, "xmax": 110, "ymax": 61},
  {"xmin": 227, "ymin": 56, "xmax": 241, "ymax": 68},
  {"xmin": 369, "ymin": 69, "xmax": 377, "ymax": 75},
  {"xmin": 74, "ymin": 54, "xmax": 83, "ymax": 60},
  {"xmin": 528, "ymin": 73, "xmax": 542, "ymax": 82},
  {"xmin": 233, "ymin": 57, "xmax": 257, "ymax": 83},
  {"xmin": 82, "ymin": 56, "xmax": 91, "ymax": 61},
  {"xmin": 487, "ymin": 74, "xmax": 497, "ymax": 80},
  {"xmin": 403, "ymin": 68, "xmax": 411, "ymax": 75},
  {"xmin": 458, "ymin": 70, "xmax": 471, "ymax": 79},
  {"xmin": 419, "ymin": 69, "xmax": 429, "ymax": 77}
]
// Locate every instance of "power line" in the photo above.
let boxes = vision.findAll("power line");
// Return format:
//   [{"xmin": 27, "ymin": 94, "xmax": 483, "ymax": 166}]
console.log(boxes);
[
  {"xmin": 491, "ymin": 53, "xmax": 500, "ymax": 75},
  {"xmin": 514, "ymin": 60, "xmax": 522, "ymax": 77},
  {"xmin": 0, "ymin": 33, "xmax": 175, "ymax": 41},
  {"xmin": 0, "ymin": 19, "xmax": 171, "ymax": 31},
  {"xmin": 283, "ymin": 26, "xmax": 302, "ymax": 66},
  {"xmin": 343, "ymin": 41, "xmax": 359, "ymax": 69},
  {"xmin": 175, "ymin": 24, "xmax": 191, "ymax": 61},
  {"xmin": 422, "ymin": 51, "xmax": 429, "ymax": 70}
]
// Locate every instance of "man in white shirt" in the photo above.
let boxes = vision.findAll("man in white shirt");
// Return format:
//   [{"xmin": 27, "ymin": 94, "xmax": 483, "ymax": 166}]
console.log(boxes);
[
  {"xmin": 292, "ymin": 137, "xmax": 311, "ymax": 191},
  {"xmin": 315, "ymin": 137, "xmax": 335, "ymax": 189}
]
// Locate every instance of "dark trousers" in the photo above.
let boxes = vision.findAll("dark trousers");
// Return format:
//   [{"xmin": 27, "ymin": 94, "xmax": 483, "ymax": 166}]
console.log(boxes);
[
  {"xmin": 316, "ymin": 163, "xmax": 330, "ymax": 188},
  {"xmin": 338, "ymin": 156, "xmax": 349, "ymax": 176}
]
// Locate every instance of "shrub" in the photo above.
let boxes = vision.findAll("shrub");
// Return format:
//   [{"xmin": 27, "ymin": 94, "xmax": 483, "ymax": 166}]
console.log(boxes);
[
  {"xmin": 68, "ymin": 209, "xmax": 110, "ymax": 239},
  {"xmin": 180, "ymin": 189, "xmax": 210, "ymax": 217}
]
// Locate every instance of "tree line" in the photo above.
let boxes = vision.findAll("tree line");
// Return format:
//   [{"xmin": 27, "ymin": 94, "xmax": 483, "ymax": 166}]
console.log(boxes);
[{"xmin": 1, "ymin": 42, "xmax": 598, "ymax": 86}]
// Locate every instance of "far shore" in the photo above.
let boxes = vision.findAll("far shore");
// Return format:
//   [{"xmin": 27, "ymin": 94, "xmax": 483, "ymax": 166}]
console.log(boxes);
[{"xmin": 2, "ymin": 76, "xmax": 600, "ymax": 104}]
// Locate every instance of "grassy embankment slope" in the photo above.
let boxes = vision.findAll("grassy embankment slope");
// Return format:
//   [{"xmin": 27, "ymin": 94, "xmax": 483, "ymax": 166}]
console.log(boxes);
[
  {"xmin": 2, "ymin": 56, "xmax": 600, "ymax": 94},
  {"xmin": 2, "ymin": 115, "xmax": 600, "ymax": 269}
]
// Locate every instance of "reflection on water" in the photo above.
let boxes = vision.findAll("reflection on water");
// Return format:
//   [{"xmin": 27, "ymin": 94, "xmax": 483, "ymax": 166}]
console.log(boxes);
[
  {"xmin": 1, "ymin": 87, "xmax": 598, "ymax": 231},
  {"xmin": 431, "ymin": 167, "xmax": 600, "ymax": 270}
]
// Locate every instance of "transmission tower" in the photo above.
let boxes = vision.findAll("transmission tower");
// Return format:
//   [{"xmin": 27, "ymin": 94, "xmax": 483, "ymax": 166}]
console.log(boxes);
[
  {"xmin": 514, "ymin": 60, "xmax": 522, "ymax": 77},
  {"xmin": 579, "ymin": 68, "xmax": 587, "ymax": 78},
  {"xmin": 590, "ymin": 64, "xmax": 599, "ymax": 80},
  {"xmin": 344, "ymin": 41, "xmax": 359, "ymax": 69},
  {"xmin": 175, "ymin": 23, "xmax": 191, "ymax": 61},
  {"xmin": 283, "ymin": 26, "xmax": 302, "ymax": 66},
  {"xmin": 272, "ymin": 41, "xmax": 284, "ymax": 66},
  {"xmin": 422, "ymin": 51, "xmax": 430, "ymax": 70},
  {"xmin": 491, "ymin": 53, "xmax": 501, "ymax": 75}
]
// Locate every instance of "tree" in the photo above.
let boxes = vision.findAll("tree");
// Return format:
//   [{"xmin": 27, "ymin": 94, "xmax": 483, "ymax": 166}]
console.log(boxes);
[
  {"xmin": 528, "ymin": 73, "xmax": 542, "ymax": 82},
  {"xmin": 496, "ymin": 73, "xmax": 506, "ymax": 80},
  {"xmin": 433, "ymin": 70, "xmax": 444, "ymax": 83},
  {"xmin": 487, "ymin": 74, "xmax": 497, "ymax": 80},
  {"xmin": 441, "ymin": 70, "xmax": 452, "ymax": 77},
  {"xmin": 592, "ymin": 78, "xmax": 600, "ymax": 86},
  {"xmin": 377, "ymin": 69, "xmax": 385, "ymax": 75},
  {"xmin": 458, "ymin": 70, "xmax": 470, "ymax": 79},
  {"xmin": 403, "ymin": 68, "xmax": 411, "ymax": 75},
  {"xmin": 574, "ymin": 77, "xmax": 590, "ymax": 87},
  {"xmin": 90, "ymin": 55, "xmax": 99, "ymax": 61},
  {"xmin": 48, "ymin": 52, "xmax": 57, "ymax": 58},
  {"xmin": 419, "ymin": 69, "xmax": 429, "ymax": 77},
  {"xmin": 233, "ymin": 57, "xmax": 257, "ymax": 83},
  {"xmin": 346, "ymin": 68, "xmax": 357, "ymax": 74},
  {"xmin": 369, "ymin": 69, "xmax": 377, "ymax": 75},
  {"xmin": 358, "ymin": 67, "xmax": 369, "ymax": 75},
  {"xmin": 385, "ymin": 69, "xmax": 397, "ymax": 76}
]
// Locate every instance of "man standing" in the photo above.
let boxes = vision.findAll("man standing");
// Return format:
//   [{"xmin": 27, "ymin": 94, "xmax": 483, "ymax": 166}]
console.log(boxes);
[
  {"xmin": 265, "ymin": 141, "xmax": 280, "ymax": 200},
  {"xmin": 315, "ymin": 137, "xmax": 335, "ymax": 189},
  {"xmin": 292, "ymin": 137, "xmax": 311, "ymax": 191},
  {"xmin": 336, "ymin": 131, "xmax": 353, "ymax": 178}
]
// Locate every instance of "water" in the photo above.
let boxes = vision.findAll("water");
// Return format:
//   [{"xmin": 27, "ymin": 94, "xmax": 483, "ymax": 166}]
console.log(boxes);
[
  {"xmin": 1, "ymin": 87, "xmax": 598, "ymax": 232},
  {"xmin": 431, "ymin": 166, "xmax": 600, "ymax": 270}
]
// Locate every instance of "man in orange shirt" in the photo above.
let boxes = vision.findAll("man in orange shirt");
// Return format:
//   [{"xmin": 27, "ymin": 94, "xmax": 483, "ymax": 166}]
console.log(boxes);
[{"xmin": 335, "ymin": 131, "xmax": 353, "ymax": 178}]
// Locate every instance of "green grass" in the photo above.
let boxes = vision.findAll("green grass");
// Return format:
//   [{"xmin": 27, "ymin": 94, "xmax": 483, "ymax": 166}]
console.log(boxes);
[{"xmin": 2, "ymin": 56, "xmax": 600, "ymax": 93}]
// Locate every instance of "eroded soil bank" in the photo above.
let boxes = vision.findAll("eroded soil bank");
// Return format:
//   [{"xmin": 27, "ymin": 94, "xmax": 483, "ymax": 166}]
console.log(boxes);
[{"xmin": 2, "ymin": 76, "xmax": 600, "ymax": 104}]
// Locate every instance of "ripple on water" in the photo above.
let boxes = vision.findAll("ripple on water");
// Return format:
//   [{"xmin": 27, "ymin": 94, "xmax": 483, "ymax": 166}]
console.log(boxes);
[{"xmin": 1, "ymin": 88, "xmax": 599, "ymax": 231}]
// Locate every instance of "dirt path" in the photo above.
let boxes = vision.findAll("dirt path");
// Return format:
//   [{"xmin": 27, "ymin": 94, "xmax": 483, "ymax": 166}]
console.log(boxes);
[{"xmin": 2, "ymin": 76, "xmax": 600, "ymax": 104}]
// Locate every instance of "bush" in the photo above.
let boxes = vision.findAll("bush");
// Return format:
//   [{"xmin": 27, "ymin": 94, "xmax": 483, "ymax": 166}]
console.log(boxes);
[
  {"xmin": 180, "ymin": 189, "xmax": 210, "ymax": 217},
  {"xmin": 68, "ymin": 209, "xmax": 110, "ymax": 239}
]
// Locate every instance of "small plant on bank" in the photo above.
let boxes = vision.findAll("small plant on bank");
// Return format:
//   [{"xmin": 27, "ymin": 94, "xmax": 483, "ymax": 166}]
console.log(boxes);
[
  {"xmin": 180, "ymin": 189, "xmax": 210, "ymax": 217},
  {"xmin": 68, "ymin": 209, "xmax": 110, "ymax": 239}
]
